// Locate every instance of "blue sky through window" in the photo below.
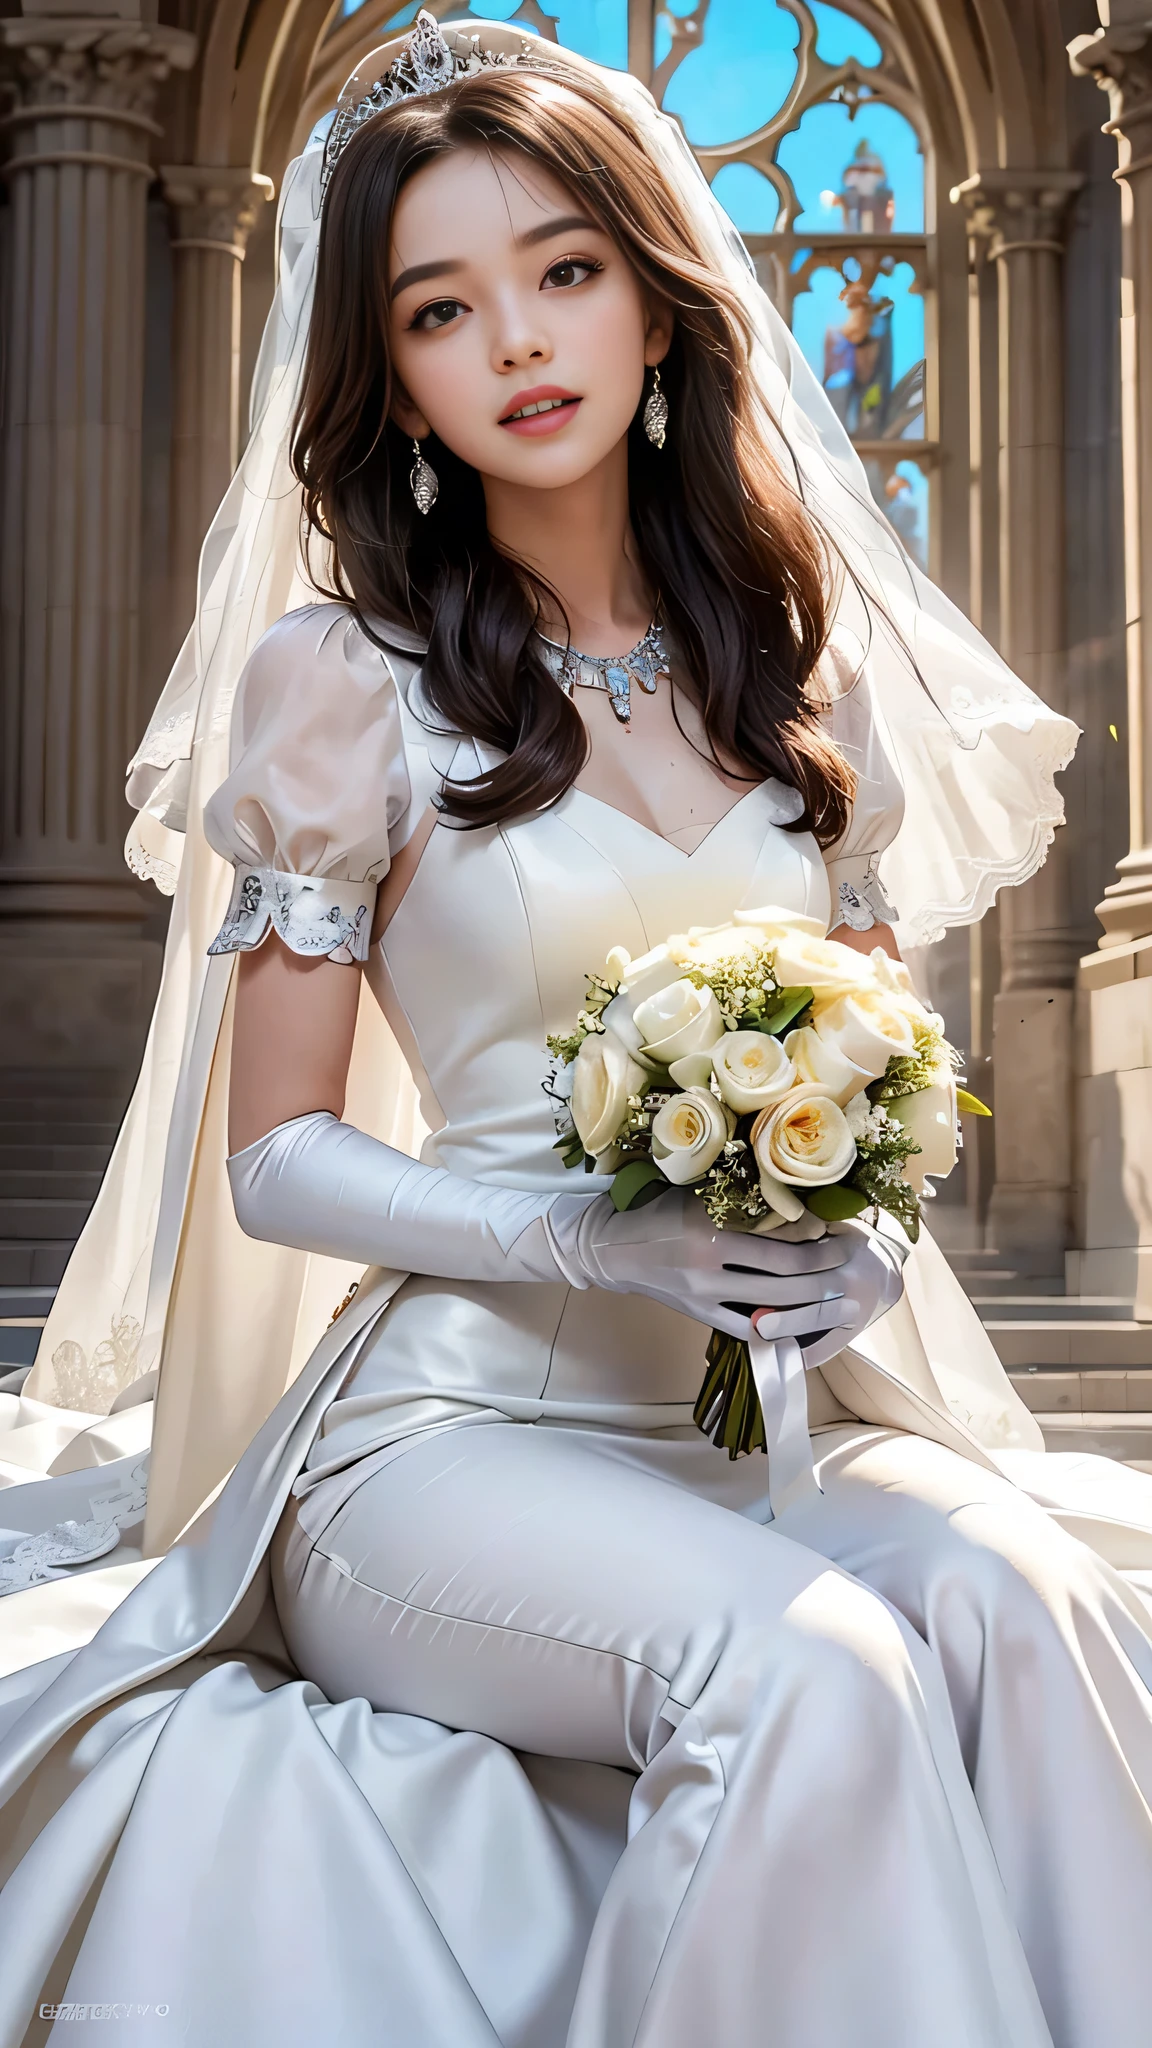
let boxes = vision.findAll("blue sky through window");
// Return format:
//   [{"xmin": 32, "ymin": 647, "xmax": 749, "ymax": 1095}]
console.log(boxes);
[
  {"xmin": 660, "ymin": 0, "xmax": 799, "ymax": 145},
  {"xmin": 810, "ymin": 2, "xmax": 881, "ymax": 67},
  {"xmin": 778, "ymin": 98, "xmax": 923, "ymax": 232}
]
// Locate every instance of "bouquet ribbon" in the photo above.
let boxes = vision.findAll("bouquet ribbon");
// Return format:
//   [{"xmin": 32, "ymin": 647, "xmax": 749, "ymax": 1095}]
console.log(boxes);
[{"xmin": 748, "ymin": 1333, "xmax": 824, "ymax": 1520}]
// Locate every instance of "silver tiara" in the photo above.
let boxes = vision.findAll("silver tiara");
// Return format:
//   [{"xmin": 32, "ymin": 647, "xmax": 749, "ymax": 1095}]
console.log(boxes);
[{"xmin": 322, "ymin": 11, "xmax": 538, "ymax": 194}]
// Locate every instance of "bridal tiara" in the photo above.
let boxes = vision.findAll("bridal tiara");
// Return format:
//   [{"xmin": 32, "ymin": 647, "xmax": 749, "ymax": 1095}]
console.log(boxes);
[{"xmin": 322, "ymin": 10, "xmax": 540, "ymax": 193}]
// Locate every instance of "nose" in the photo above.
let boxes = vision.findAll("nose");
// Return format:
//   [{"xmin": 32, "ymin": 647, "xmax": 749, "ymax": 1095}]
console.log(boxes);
[{"xmin": 490, "ymin": 288, "xmax": 552, "ymax": 375}]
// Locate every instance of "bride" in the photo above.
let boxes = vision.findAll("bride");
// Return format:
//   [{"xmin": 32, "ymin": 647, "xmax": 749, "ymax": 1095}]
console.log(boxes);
[{"xmin": 2, "ymin": 16, "xmax": 1152, "ymax": 2046}]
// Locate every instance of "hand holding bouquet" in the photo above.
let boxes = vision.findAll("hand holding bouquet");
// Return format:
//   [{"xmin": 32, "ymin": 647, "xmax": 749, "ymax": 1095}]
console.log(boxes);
[{"xmin": 547, "ymin": 905, "xmax": 987, "ymax": 1456}]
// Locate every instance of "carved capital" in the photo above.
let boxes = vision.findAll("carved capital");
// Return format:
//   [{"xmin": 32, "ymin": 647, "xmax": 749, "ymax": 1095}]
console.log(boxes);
[
  {"xmin": 0, "ymin": 18, "xmax": 195, "ymax": 124},
  {"xmin": 949, "ymin": 169, "xmax": 1085, "ymax": 263},
  {"xmin": 160, "ymin": 166, "xmax": 275, "ymax": 259},
  {"xmin": 1070, "ymin": 22, "xmax": 1152, "ymax": 173}
]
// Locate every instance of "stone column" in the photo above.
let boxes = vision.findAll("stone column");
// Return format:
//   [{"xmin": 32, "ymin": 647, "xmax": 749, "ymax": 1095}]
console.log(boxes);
[
  {"xmin": 951, "ymin": 170, "xmax": 1084, "ymax": 1275},
  {"xmin": 160, "ymin": 166, "xmax": 273, "ymax": 646},
  {"xmin": 1070, "ymin": 16, "xmax": 1152, "ymax": 945},
  {"xmin": 0, "ymin": 16, "xmax": 195, "ymax": 1077},
  {"xmin": 1067, "ymin": 14, "xmax": 1152, "ymax": 1314}
]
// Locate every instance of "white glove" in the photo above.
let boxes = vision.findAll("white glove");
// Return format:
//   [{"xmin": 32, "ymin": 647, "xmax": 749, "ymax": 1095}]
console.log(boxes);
[
  {"xmin": 754, "ymin": 1217, "xmax": 908, "ymax": 1368},
  {"xmin": 228, "ymin": 1112, "xmax": 565, "ymax": 1283},
  {"xmin": 547, "ymin": 1189, "xmax": 904, "ymax": 1348},
  {"xmin": 228, "ymin": 1113, "xmax": 903, "ymax": 1352}
]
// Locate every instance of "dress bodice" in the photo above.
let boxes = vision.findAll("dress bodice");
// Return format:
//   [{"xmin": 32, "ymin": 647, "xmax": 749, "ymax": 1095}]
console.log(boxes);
[{"xmin": 377, "ymin": 770, "xmax": 832, "ymax": 1195}]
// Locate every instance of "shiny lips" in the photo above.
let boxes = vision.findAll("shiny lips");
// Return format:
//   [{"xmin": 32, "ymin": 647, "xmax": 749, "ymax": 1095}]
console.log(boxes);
[{"xmin": 498, "ymin": 386, "xmax": 580, "ymax": 426}]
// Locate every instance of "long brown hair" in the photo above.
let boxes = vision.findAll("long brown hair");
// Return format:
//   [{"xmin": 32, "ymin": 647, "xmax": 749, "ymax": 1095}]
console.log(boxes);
[{"xmin": 292, "ymin": 62, "xmax": 854, "ymax": 843}]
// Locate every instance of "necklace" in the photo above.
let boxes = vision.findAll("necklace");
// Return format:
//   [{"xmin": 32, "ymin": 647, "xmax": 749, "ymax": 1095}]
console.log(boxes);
[{"xmin": 535, "ymin": 620, "xmax": 669, "ymax": 727}]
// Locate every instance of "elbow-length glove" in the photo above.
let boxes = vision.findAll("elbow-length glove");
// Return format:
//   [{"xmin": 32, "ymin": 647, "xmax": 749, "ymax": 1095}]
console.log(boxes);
[{"xmin": 228, "ymin": 1111, "xmax": 904, "ymax": 1365}]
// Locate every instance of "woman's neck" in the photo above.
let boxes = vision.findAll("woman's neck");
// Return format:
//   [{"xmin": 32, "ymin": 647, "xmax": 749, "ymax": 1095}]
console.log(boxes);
[{"xmin": 480, "ymin": 439, "xmax": 652, "ymax": 656}]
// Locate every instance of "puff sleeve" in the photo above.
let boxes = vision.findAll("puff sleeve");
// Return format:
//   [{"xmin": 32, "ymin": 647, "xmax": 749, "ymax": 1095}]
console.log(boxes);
[
  {"xmin": 822, "ymin": 659, "xmax": 904, "ymax": 935},
  {"xmin": 203, "ymin": 604, "xmax": 412, "ymax": 964}
]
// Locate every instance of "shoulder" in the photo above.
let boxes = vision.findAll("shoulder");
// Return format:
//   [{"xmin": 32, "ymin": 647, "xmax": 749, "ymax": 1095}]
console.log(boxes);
[{"xmin": 233, "ymin": 603, "xmax": 419, "ymax": 745}]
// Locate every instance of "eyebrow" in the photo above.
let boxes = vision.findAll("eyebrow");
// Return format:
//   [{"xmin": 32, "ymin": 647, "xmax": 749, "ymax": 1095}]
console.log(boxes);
[{"xmin": 389, "ymin": 214, "xmax": 601, "ymax": 301}]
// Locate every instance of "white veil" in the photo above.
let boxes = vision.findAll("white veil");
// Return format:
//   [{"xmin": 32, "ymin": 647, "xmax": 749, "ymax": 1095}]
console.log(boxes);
[{"xmin": 17, "ymin": 22, "xmax": 1068, "ymax": 1548}]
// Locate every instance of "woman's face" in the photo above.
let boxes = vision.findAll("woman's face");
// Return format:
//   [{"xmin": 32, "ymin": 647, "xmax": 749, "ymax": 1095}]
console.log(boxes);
[{"xmin": 386, "ymin": 145, "xmax": 670, "ymax": 494}]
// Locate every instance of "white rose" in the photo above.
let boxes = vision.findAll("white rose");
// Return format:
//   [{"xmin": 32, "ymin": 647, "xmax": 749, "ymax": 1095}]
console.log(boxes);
[
  {"xmin": 813, "ymin": 989, "xmax": 916, "ymax": 1081},
  {"xmin": 607, "ymin": 941, "xmax": 681, "ymax": 1006},
  {"xmin": 711, "ymin": 1030, "xmax": 795, "ymax": 1113},
  {"xmin": 784, "ymin": 1024, "xmax": 874, "ymax": 1107},
  {"xmin": 633, "ymin": 979, "xmax": 727, "ymax": 1065},
  {"xmin": 751, "ymin": 1084, "xmax": 858, "ymax": 1187},
  {"xmin": 667, "ymin": 922, "xmax": 766, "ymax": 973},
  {"xmin": 755, "ymin": 1169, "xmax": 806, "ymax": 1225},
  {"xmin": 734, "ymin": 904, "xmax": 826, "ymax": 941},
  {"xmin": 570, "ymin": 1029, "xmax": 646, "ymax": 1158},
  {"xmin": 667, "ymin": 1052, "xmax": 714, "ymax": 1088},
  {"xmin": 768, "ymin": 932, "xmax": 874, "ymax": 996},
  {"xmin": 599, "ymin": 991, "xmax": 662, "ymax": 1072},
  {"xmin": 863, "ymin": 950, "xmax": 937, "ymax": 1034},
  {"xmin": 888, "ymin": 1069, "xmax": 958, "ymax": 1195},
  {"xmin": 869, "ymin": 947, "xmax": 916, "ymax": 998},
  {"xmin": 650, "ymin": 1087, "xmax": 734, "ymax": 1185}
]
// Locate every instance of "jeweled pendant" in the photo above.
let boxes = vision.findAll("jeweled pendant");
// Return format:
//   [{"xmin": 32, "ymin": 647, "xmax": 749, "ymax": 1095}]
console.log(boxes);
[
  {"xmin": 604, "ymin": 662, "xmax": 632, "ymax": 724},
  {"xmin": 643, "ymin": 368, "xmax": 668, "ymax": 451},
  {"xmin": 410, "ymin": 440, "xmax": 439, "ymax": 515}
]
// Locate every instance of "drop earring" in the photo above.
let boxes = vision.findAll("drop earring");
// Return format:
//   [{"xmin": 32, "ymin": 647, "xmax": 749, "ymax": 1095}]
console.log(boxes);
[
  {"xmin": 643, "ymin": 365, "xmax": 669, "ymax": 450},
  {"xmin": 410, "ymin": 437, "xmax": 438, "ymax": 514}
]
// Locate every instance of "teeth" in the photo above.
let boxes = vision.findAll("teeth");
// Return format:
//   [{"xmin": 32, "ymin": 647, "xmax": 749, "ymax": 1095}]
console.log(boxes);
[{"xmin": 507, "ymin": 397, "xmax": 570, "ymax": 421}]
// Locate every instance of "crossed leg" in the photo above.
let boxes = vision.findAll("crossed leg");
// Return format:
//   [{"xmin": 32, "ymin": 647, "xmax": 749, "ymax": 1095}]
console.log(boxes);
[{"xmin": 271, "ymin": 1420, "xmax": 1048, "ymax": 2048}]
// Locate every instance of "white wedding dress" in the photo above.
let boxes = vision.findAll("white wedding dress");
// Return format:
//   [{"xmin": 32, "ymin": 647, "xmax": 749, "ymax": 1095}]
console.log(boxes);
[{"xmin": 3, "ymin": 602, "xmax": 1152, "ymax": 2047}]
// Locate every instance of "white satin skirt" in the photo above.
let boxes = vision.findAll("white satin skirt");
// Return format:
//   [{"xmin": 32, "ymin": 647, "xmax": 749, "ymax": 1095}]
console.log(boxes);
[{"xmin": 272, "ymin": 1417, "xmax": 1152, "ymax": 2048}]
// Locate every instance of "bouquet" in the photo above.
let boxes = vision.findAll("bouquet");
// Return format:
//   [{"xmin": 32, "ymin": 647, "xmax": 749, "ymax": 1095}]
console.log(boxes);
[{"xmin": 547, "ymin": 906, "xmax": 988, "ymax": 1457}]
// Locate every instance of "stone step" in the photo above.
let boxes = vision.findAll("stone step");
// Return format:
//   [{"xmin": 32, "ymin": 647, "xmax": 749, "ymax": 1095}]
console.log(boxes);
[
  {"xmin": 0, "ymin": 1286, "xmax": 57, "ymax": 1316},
  {"xmin": 0, "ymin": 1242, "xmax": 72, "ymax": 1286},
  {"xmin": 0, "ymin": 1100, "xmax": 122, "ymax": 1129},
  {"xmin": 1035, "ymin": 1413, "xmax": 1152, "ymax": 1462},
  {"xmin": 991, "ymin": 1321, "xmax": 1152, "ymax": 1369},
  {"xmin": 0, "ymin": 1066, "xmax": 130, "ymax": 1097},
  {"xmin": 0, "ymin": 1142, "xmax": 113, "ymax": 1172},
  {"xmin": 958, "ymin": 1271, "xmax": 1065, "ymax": 1298},
  {"xmin": 0, "ymin": 1169, "xmax": 104, "ymax": 1203},
  {"xmin": 970, "ymin": 1295, "xmax": 1134, "ymax": 1322},
  {"xmin": 0, "ymin": 1123, "xmax": 119, "ymax": 1151},
  {"xmin": 0, "ymin": 1323, "xmax": 42, "ymax": 1366},
  {"xmin": 1011, "ymin": 1368, "xmax": 1152, "ymax": 1413},
  {"xmin": 0, "ymin": 1198, "xmax": 92, "ymax": 1241}
]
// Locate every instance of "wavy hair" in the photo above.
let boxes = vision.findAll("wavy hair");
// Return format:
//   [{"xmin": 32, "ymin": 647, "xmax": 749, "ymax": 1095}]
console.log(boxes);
[{"xmin": 292, "ymin": 63, "xmax": 854, "ymax": 843}]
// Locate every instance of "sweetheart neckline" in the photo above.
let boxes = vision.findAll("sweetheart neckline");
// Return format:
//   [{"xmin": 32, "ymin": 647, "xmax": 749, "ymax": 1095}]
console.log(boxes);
[{"xmin": 564, "ymin": 780, "xmax": 770, "ymax": 861}]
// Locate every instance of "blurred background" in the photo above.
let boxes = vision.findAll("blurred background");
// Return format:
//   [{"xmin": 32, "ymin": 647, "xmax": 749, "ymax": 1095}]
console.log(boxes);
[{"xmin": 1, "ymin": 0, "xmax": 1150, "ymax": 1452}]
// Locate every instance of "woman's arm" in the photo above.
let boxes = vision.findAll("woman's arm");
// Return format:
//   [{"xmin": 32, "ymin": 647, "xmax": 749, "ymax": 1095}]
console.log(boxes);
[
  {"xmin": 229, "ymin": 938, "xmax": 362, "ymax": 1154},
  {"xmin": 832, "ymin": 921, "xmax": 902, "ymax": 962}
]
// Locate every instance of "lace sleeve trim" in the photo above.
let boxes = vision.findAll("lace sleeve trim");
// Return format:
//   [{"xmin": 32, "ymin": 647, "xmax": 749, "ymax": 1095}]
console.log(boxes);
[
  {"xmin": 826, "ymin": 856, "xmax": 898, "ymax": 933},
  {"xmin": 208, "ymin": 865, "xmax": 376, "ymax": 964}
]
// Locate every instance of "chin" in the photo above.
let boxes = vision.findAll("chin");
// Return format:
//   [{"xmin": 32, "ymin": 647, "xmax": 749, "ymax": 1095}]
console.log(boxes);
[{"xmin": 498, "ymin": 432, "xmax": 628, "ymax": 489}]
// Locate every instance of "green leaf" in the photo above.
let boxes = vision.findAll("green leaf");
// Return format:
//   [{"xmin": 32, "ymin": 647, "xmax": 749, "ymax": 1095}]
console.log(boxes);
[
  {"xmin": 956, "ymin": 1088, "xmax": 992, "ymax": 1118},
  {"xmin": 757, "ymin": 986, "xmax": 814, "ymax": 1037},
  {"xmin": 610, "ymin": 1158, "xmax": 667, "ymax": 1212},
  {"xmin": 804, "ymin": 1183, "xmax": 870, "ymax": 1221},
  {"xmin": 553, "ymin": 1134, "xmax": 587, "ymax": 1170}
]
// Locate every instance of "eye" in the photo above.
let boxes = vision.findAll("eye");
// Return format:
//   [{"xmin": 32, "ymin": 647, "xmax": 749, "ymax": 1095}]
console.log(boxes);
[
  {"xmin": 542, "ymin": 256, "xmax": 603, "ymax": 291},
  {"xmin": 410, "ymin": 297, "xmax": 466, "ymax": 332}
]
